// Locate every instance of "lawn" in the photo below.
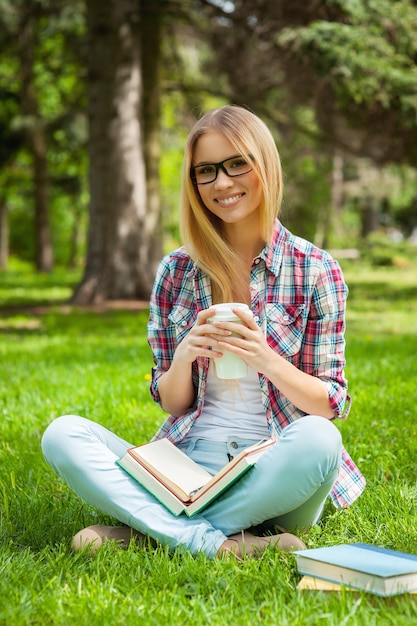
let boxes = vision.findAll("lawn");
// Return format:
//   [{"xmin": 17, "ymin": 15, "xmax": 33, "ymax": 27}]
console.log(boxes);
[{"xmin": 1, "ymin": 259, "xmax": 417, "ymax": 625}]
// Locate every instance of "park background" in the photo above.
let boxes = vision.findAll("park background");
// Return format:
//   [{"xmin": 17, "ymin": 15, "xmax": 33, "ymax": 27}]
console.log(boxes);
[{"xmin": 1, "ymin": 1, "xmax": 417, "ymax": 624}]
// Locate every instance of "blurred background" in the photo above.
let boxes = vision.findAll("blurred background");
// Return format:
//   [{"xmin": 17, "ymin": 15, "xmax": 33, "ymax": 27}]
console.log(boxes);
[{"xmin": 0, "ymin": 0, "xmax": 416, "ymax": 304}]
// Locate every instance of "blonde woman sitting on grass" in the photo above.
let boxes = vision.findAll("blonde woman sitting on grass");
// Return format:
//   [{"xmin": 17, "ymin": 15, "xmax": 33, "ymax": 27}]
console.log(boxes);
[{"xmin": 42, "ymin": 105, "xmax": 365, "ymax": 559}]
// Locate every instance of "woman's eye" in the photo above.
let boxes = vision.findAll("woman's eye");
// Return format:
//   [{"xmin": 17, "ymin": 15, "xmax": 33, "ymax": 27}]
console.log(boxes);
[
  {"xmin": 200, "ymin": 165, "xmax": 215, "ymax": 175},
  {"xmin": 230, "ymin": 158, "xmax": 247, "ymax": 169}
]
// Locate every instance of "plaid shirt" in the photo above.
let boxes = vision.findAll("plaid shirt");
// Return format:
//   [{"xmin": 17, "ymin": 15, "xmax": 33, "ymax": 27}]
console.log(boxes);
[{"xmin": 148, "ymin": 220, "xmax": 366, "ymax": 508}]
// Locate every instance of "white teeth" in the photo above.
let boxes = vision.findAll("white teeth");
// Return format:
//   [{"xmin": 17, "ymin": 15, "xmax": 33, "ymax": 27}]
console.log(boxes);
[{"xmin": 217, "ymin": 194, "xmax": 242, "ymax": 206}]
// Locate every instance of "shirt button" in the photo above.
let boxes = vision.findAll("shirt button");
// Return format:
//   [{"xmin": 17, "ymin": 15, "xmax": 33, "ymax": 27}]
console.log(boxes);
[
  {"xmin": 283, "ymin": 315, "xmax": 289, "ymax": 322},
  {"xmin": 230, "ymin": 441, "xmax": 238, "ymax": 449},
  {"xmin": 181, "ymin": 321, "xmax": 187, "ymax": 327}
]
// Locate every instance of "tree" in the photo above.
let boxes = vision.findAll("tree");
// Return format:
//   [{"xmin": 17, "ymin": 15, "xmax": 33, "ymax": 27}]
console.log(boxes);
[
  {"xmin": 17, "ymin": 4, "xmax": 54, "ymax": 272},
  {"xmin": 0, "ymin": 0, "xmax": 87, "ymax": 270},
  {"xmin": 0, "ymin": 83, "xmax": 21, "ymax": 271},
  {"xmin": 71, "ymin": 0, "xmax": 164, "ymax": 303},
  {"xmin": 198, "ymin": 0, "xmax": 417, "ymax": 164},
  {"xmin": 0, "ymin": 1, "xmax": 55, "ymax": 271},
  {"xmin": 276, "ymin": 0, "xmax": 417, "ymax": 166},
  {"xmin": 0, "ymin": 195, "xmax": 8, "ymax": 269},
  {"xmin": 141, "ymin": 1, "xmax": 163, "ymax": 279}
]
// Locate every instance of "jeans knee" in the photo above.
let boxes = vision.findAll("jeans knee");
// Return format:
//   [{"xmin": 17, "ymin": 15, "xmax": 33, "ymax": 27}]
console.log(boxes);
[
  {"xmin": 306, "ymin": 415, "xmax": 341, "ymax": 455},
  {"xmin": 41, "ymin": 414, "xmax": 83, "ymax": 465},
  {"xmin": 309, "ymin": 413, "xmax": 341, "ymax": 440},
  {"xmin": 282, "ymin": 415, "xmax": 342, "ymax": 466}
]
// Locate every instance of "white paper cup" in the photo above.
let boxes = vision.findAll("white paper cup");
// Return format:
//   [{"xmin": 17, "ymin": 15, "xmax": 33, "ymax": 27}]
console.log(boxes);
[{"xmin": 208, "ymin": 303, "xmax": 251, "ymax": 379}]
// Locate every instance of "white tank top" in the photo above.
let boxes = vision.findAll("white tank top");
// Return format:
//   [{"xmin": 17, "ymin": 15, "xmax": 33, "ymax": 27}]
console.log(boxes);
[{"xmin": 186, "ymin": 362, "xmax": 270, "ymax": 441}]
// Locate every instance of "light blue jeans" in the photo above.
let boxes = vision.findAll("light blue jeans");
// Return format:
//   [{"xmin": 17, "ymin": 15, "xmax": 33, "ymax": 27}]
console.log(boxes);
[{"xmin": 41, "ymin": 414, "xmax": 342, "ymax": 558}]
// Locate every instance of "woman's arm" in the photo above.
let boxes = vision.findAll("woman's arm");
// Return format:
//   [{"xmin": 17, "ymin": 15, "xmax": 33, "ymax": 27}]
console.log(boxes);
[
  {"xmin": 156, "ymin": 357, "xmax": 195, "ymax": 417},
  {"xmin": 259, "ymin": 351, "xmax": 334, "ymax": 418}
]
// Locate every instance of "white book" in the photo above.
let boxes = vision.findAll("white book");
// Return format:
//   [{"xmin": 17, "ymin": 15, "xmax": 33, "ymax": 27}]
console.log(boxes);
[{"xmin": 117, "ymin": 437, "xmax": 276, "ymax": 517}]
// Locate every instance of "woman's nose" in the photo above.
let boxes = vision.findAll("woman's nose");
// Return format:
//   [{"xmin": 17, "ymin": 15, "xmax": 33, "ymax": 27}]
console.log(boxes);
[{"xmin": 214, "ymin": 169, "xmax": 233, "ymax": 189}]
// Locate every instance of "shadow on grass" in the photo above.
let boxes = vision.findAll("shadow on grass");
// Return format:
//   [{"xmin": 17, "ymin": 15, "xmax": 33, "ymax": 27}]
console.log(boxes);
[{"xmin": 0, "ymin": 306, "xmax": 150, "ymax": 338}]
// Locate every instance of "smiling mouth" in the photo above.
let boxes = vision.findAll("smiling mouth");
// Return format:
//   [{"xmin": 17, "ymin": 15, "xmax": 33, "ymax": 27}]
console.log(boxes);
[{"xmin": 216, "ymin": 193, "xmax": 244, "ymax": 206}]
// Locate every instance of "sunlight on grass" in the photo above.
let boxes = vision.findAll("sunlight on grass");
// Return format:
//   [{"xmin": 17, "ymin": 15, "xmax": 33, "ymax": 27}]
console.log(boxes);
[
  {"xmin": 0, "ymin": 261, "xmax": 81, "ymax": 307},
  {"xmin": 342, "ymin": 261, "xmax": 417, "ymax": 335}
]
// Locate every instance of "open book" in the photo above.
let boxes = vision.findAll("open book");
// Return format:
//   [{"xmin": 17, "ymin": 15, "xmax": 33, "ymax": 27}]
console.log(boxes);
[{"xmin": 117, "ymin": 437, "xmax": 276, "ymax": 516}]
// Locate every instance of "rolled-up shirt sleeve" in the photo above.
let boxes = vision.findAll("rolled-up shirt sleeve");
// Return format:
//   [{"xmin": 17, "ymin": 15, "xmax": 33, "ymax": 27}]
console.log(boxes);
[
  {"xmin": 302, "ymin": 256, "xmax": 350, "ymax": 419},
  {"xmin": 147, "ymin": 257, "xmax": 177, "ymax": 406}
]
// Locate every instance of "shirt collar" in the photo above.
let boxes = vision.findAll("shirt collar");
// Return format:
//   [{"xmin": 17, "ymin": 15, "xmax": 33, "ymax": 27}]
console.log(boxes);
[{"xmin": 257, "ymin": 219, "xmax": 285, "ymax": 277}]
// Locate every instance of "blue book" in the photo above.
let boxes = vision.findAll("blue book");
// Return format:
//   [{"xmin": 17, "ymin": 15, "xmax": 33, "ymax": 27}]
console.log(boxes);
[{"xmin": 294, "ymin": 543, "xmax": 417, "ymax": 597}]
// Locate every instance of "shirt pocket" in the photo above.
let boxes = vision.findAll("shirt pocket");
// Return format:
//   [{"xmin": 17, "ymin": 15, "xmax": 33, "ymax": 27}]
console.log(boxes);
[
  {"xmin": 168, "ymin": 304, "xmax": 197, "ymax": 343},
  {"xmin": 265, "ymin": 303, "xmax": 306, "ymax": 358}
]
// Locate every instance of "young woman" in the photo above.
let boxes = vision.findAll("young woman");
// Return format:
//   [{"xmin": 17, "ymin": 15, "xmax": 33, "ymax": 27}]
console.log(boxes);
[{"xmin": 42, "ymin": 105, "xmax": 365, "ymax": 559}]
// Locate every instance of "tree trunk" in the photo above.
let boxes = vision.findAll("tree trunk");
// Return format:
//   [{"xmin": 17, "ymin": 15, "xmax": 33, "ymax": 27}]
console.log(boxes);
[
  {"xmin": 141, "ymin": 1, "xmax": 163, "ymax": 273},
  {"xmin": 32, "ymin": 127, "xmax": 53, "ymax": 272},
  {"xmin": 361, "ymin": 197, "xmax": 380, "ymax": 238},
  {"xmin": 330, "ymin": 148, "xmax": 344, "ymax": 241},
  {"xmin": 72, "ymin": 0, "xmax": 156, "ymax": 304},
  {"xmin": 67, "ymin": 203, "xmax": 84, "ymax": 269},
  {"xmin": 18, "ymin": 7, "xmax": 54, "ymax": 273},
  {"xmin": 0, "ymin": 196, "xmax": 8, "ymax": 270}
]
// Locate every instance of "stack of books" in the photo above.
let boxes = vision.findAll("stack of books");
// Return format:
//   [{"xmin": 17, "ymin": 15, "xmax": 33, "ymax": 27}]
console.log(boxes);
[{"xmin": 294, "ymin": 543, "xmax": 417, "ymax": 597}]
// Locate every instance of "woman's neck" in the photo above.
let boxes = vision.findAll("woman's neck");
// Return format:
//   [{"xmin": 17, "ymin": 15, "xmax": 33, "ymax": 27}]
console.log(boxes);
[{"xmin": 224, "ymin": 225, "xmax": 265, "ymax": 270}]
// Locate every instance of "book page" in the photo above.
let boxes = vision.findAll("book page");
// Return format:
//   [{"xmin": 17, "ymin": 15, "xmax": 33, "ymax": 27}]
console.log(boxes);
[
  {"xmin": 129, "ymin": 439, "xmax": 212, "ymax": 497},
  {"xmin": 297, "ymin": 576, "xmax": 417, "ymax": 595},
  {"xmin": 297, "ymin": 576, "xmax": 347, "ymax": 591}
]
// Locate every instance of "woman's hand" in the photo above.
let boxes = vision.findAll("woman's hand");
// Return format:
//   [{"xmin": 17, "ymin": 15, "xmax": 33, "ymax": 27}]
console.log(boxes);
[
  {"xmin": 209, "ymin": 307, "xmax": 273, "ymax": 375},
  {"xmin": 172, "ymin": 308, "xmax": 231, "ymax": 365},
  {"xmin": 157, "ymin": 307, "xmax": 233, "ymax": 416}
]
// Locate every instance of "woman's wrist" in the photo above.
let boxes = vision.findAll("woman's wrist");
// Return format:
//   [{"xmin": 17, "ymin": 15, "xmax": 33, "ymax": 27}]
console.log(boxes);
[{"xmin": 158, "ymin": 358, "xmax": 195, "ymax": 416}]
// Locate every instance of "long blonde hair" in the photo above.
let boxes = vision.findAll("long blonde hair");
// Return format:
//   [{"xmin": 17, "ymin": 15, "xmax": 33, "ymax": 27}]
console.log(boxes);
[{"xmin": 180, "ymin": 105, "xmax": 283, "ymax": 303}]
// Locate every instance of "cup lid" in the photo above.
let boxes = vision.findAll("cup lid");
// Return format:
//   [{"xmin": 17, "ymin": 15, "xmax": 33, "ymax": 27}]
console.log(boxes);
[
  {"xmin": 209, "ymin": 303, "xmax": 250, "ymax": 320},
  {"xmin": 211, "ymin": 303, "xmax": 250, "ymax": 312}
]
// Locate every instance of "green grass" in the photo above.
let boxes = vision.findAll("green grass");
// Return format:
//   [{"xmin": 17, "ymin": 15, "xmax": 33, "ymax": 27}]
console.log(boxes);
[{"xmin": 1, "ymin": 261, "xmax": 417, "ymax": 625}]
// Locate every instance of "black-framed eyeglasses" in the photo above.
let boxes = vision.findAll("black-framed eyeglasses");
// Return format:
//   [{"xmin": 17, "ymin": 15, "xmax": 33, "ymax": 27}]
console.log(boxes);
[{"xmin": 190, "ymin": 155, "xmax": 253, "ymax": 185}]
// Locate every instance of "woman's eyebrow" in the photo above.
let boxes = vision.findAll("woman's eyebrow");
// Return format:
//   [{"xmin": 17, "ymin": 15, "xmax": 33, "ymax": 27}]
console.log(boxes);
[{"xmin": 193, "ymin": 154, "xmax": 242, "ymax": 167}]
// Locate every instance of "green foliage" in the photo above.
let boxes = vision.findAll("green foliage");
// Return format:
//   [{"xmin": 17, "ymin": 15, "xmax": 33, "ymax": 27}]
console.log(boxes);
[
  {"xmin": 0, "ymin": 257, "xmax": 80, "ymax": 306},
  {"xmin": 360, "ymin": 231, "xmax": 416, "ymax": 267},
  {"xmin": 160, "ymin": 94, "xmax": 188, "ymax": 250},
  {"xmin": 0, "ymin": 0, "xmax": 88, "ymax": 267},
  {"xmin": 1, "ymin": 263, "xmax": 417, "ymax": 623},
  {"xmin": 278, "ymin": 0, "xmax": 417, "ymax": 123},
  {"xmin": 278, "ymin": 107, "xmax": 332, "ymax": 241}
]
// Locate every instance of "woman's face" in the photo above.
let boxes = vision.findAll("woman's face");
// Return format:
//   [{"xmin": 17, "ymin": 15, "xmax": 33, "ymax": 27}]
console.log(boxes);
[{"xmin": 192, "ymin": 131, "xmax": 263, "ymax": 228}]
